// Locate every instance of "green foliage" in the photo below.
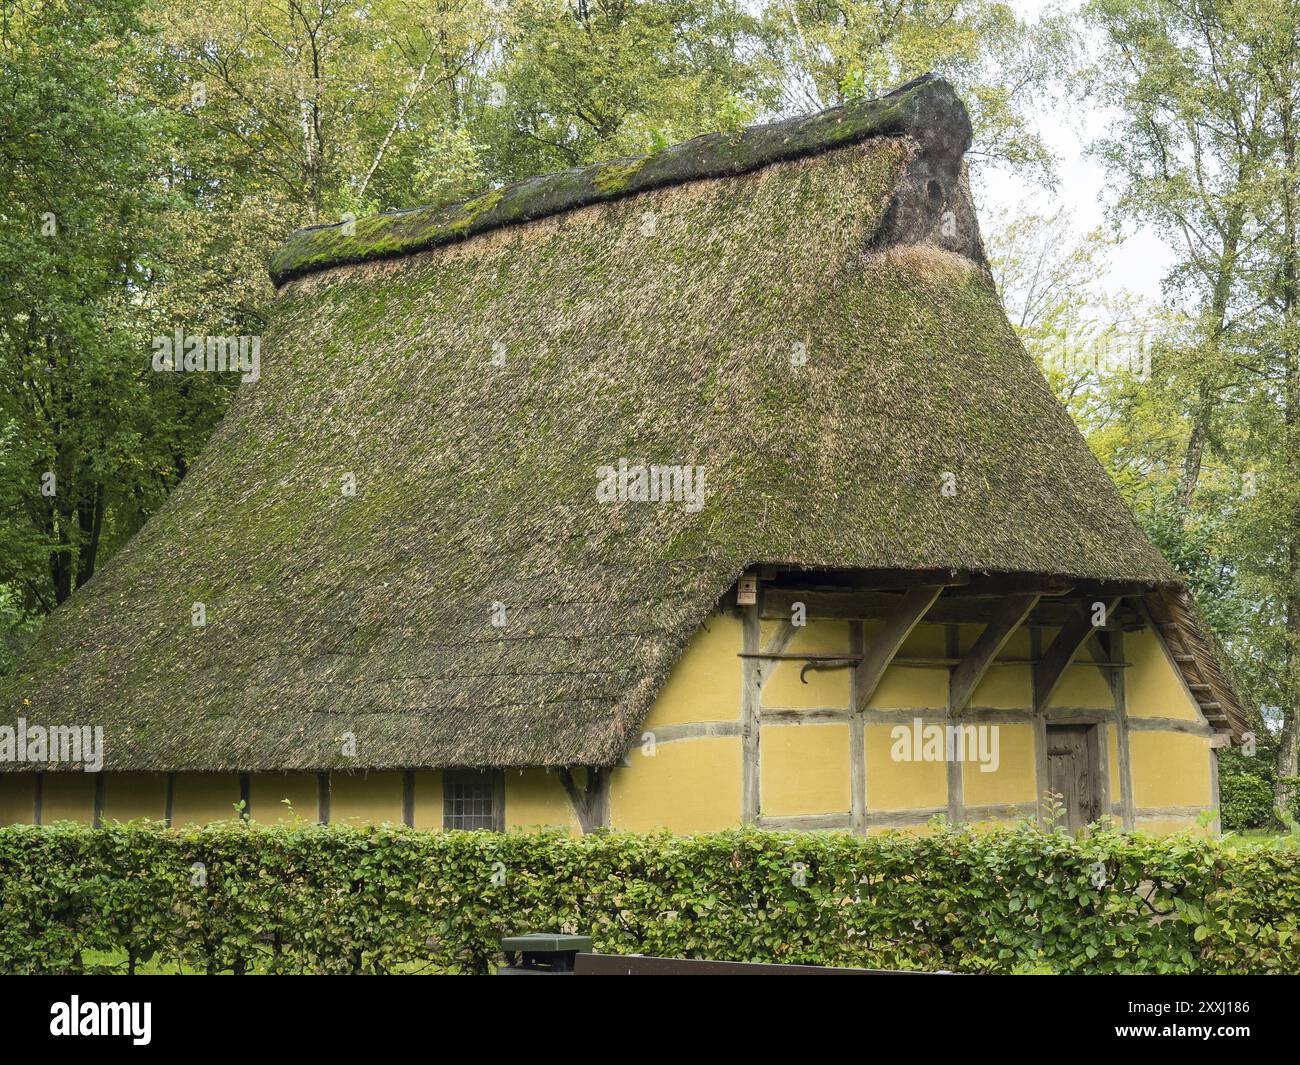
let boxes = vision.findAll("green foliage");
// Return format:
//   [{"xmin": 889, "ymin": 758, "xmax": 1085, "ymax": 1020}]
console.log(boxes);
[
  {"xmin": 764, "ymin": 0, "xmax": 1066, "ymax": 176},
  {"xmin": 0, "ymin": 0, "xmax": 237, "ymax": 622},
  {"xmin": 1083, "ymin": 0, "xmax": 1300, "ymax": 801},
  {"xmin": 1220, "ymin": 752, "xmax": 1277, "ymax": 832},
  {"xmin": 1, "ymin": 822, "xmax": 1298, "ymax": 975}
]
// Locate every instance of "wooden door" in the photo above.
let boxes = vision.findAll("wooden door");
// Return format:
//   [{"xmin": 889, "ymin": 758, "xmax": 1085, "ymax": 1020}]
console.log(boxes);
[{"xmin": 1045, "ymin": 724, "xmax": 1100, "ymax": 832}]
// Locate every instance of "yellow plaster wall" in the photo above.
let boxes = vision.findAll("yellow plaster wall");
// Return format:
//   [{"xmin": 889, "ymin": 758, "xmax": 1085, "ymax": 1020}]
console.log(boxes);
[
  {"xmin": 898, "ymin": 622, "xmax": 945, "ymax": 658},
  {"xmin": 0, "ymin": 618, "xmax": 1220, "ymax": 836},
  {"xmin": 1049, "ymin": 662, "xmax": 1114, "ymax": 709},
  {"xmin": 1107, "ymin": 726, "xmax": 1121, "ymax": 808},
  {"xmin": 1130, "ymin": 731, "xmax": 1212, "ymax": 809},
  {"xmin": 1127, "ymin": 628, "xmax": 1201, "ymax": 720},
  {"xmin": 1035, "ymin": 626, "xmax": 1114, "ymax": 708},
  {"xmin": 610, "ymin": 736, "xmax": 741, "ymax": 833},
  {"xmin": 641, "ymin": 612, "xmax": 741, "ymax": 728},
  {"xmin": 759, "ymin": 722, "xmax": 850, "ymax": 816},
  {"xmin": 763, "ymin": 620, "xmax": 851, "ymax": 708},
  {"xmin": 505, "ymin": 768, "xmax": 578, "ymax": 832},
  {"xmin": 171, "ymin": 774, "xmax": 240, "ymax": 825},
  {"xmin": 251, "ymin": 773, "xmax": 318, "ymax": 824},
  {"xmin": 1001, "ymin": 627, "xmax": 1032, "ymax": 658},
  {"xmin": 1137, "ymin": 818, "xmax": 1213, "ymax": 836},
  {"xmin": 101, "ymin": 773, "xmax": 168, "ymax": 823},
  {"xmin": 43, "ymin": 773, "xmax": 95, "ymax": 823},
  {"xmin": 0, "ymin": 774, "xmax": 34, "ymax": 825},
  {"xmin": 957, "ymin": 623, "xmax": 1028, "ymax": 656},
  {"xmin": 411, "ymin": 770, "xmax": 442, "ymax": 830},
  {"xmin": 330, "ymin": 771, "xmax": 403, "ymax": 825},
  {"xmin": 962, "ymin": 724, "xmax": 1036, "ymax": 806},
  {"xmin": 969, "ymin": 664, "xmax": 1031, "ymax": 709},
  {"xmin": 869, "ymin": 666, "xmax": 946, "ymax": 708},
  {"xmin": 864, "ymin": 723, "xmax": 948, "ymax": 810}
]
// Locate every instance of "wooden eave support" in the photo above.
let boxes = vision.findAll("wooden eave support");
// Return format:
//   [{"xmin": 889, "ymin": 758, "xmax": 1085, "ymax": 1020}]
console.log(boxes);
[
  {"xmin": 950, "ymin": 593, "xmax": 1041, "ymax": 712},
  {"xmin": 558, "ymin": 767, "xmax": 609, "ymax": 834},
  {"xmin": 853, "ymin": 584, "xmax": 944, "ymax": 712},
  {"xmin": 1033, "ymin": 596, "xmax": 1124, "ymax": 712}
]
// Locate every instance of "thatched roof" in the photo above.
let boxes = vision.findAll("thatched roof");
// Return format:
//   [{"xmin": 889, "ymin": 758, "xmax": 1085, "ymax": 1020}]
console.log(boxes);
[{"xmin": 2, "ymin": 76, "xmax": 1243, "ymax": 771}]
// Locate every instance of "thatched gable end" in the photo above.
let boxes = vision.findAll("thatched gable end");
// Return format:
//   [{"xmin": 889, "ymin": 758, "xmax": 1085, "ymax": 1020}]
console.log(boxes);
[
  {"xmin": 269, "ymin": 74, "xmax": 978, "ymax": 286},
  {"xmin": 6, "ymin": 76, "xmax": 1234, "ymax": 773}
]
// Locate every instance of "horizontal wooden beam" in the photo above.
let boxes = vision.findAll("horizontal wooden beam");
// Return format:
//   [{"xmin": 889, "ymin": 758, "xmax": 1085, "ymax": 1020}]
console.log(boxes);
[
  {"xmin": 759, "ymin": 566, "xmax": 967, "ymax": 590},
  {"xmin": 760, "ymin": 707, "xmax": 852, "ymax": 724},
  {"xmin": 759, "ymin": 588, "xmax": 1141, "ymax": 630},
  {"xmin": 755, "ymin": 812, "xmax": 852, "ymax": 831},
  {"xmin": 891, "ymin": 656, "xmax": 1130, "ymax": 670},
  {"xmin": 760, "ymin": 567, "xmax": 1156, "ymax": 598},
  {"xmin": 948, "ymin": 574, "xmax": 1073, "ymax": 598},
  {"xmin": 737, "ymin": 651, "xmax": 860, "ymax": 661}
]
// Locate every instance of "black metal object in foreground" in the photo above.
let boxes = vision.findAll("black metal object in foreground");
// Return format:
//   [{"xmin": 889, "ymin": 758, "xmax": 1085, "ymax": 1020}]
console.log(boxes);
[
  {"xmin": 497, "ymin": 933, "xmax": 593, "ymax": 974},
  {"xmin": 497, "ymin": 933, "xmax": 955, "ymax": 975},
  {"xmin": 573, "ymin": 953, "xmax": 953, "ymax": 975}
]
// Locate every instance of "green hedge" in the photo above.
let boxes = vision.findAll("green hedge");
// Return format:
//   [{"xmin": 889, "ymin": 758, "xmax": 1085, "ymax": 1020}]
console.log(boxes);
[
  {"xmin": 1, "ymin": 821, "xmax": 1298, "ymax": 974},
  {"xmin": 1219, "ymin": 745, "xmax": 1275, "ymax": 831}
]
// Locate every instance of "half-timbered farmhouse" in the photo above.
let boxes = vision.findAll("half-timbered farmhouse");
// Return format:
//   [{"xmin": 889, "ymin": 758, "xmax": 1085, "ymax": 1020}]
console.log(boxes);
[{"xmin": 0, "ymin": 75, "xmax": 1245, "ymax": 834}]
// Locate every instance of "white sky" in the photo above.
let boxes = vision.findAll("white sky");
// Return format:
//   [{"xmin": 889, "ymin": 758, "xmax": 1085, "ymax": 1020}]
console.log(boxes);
[{"xmin": 973, "ymin": 0, "xmax": 1175, "ymax": 303}]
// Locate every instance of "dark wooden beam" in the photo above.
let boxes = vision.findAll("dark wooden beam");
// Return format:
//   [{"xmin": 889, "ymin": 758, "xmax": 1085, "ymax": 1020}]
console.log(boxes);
[
  {"xmin": 760, "ymin": 588, "xmax": 1141, "ymax": 630},
  {"xmin": 948, "ymin": 574, "xmax": 1073, "ymax": 598},
  {"xmin": 854, "ymin": 584, "xmax": 944, "ymax": 711},
  {"xmin": 1033, "ymin": 597, "xmax": 1124, "ymax": 712},
  {"xmin": 949, "ymin": 593, "xmax": 1040, "ymax": 711},
  {"xmin": 760, "ymin": 566, "xmax": 969, "ymax": 590},
  {"xmin": 760, "ymin": 566, "xmax": 1154, "ymax": 599}
]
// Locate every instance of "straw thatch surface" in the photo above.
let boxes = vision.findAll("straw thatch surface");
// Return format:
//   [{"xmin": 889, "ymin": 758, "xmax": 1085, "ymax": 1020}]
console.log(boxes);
[
  {"xmin": 6, "ymin": 76, "xmax": 1231, "ymax": 771},
  {"xmin": 269, "ymin": 74, "xmax": 972, "ymax": 286}
]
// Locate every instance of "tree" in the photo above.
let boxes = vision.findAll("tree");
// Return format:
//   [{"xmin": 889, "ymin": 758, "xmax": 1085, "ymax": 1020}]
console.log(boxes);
[
  {"xmin": 476, "ymin": 0, "xmax": 769, "ymax": 180},
  {"xmin": 0, "ymin": 0, "xmax": 216, "ymax": 618},
  {"xmin": 759, "ymin": 0, "xmax": 1069, "ymax": 174},
  {"xmin": 1086, "ymin": 0, "xmax": 1300, "ymax": 818}
]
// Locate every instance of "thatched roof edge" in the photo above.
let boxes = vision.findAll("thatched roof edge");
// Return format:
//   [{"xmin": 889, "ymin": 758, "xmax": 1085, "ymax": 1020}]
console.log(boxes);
[{"xmin": 268, "ymin": 74, "xmax": 969, "ymax": 286}]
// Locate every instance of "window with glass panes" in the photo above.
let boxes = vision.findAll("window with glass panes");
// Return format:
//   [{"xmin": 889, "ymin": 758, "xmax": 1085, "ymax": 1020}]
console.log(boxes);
[{"xmin": 442, "ymin": 769, "xmax": 503, "ymax": 830}]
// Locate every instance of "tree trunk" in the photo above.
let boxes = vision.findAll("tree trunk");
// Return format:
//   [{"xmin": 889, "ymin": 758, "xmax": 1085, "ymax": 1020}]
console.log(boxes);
[
  {"xmin": 1173, "ymin": 211, "xmax": 1242, "ymax": 527},
  {"xmin": 74, "ymin": 480, "xmax": 105, "ymax": 590},
  {"xmin": 1273, "ymin": 89, "xmax": 1300, "ymax": 824}
]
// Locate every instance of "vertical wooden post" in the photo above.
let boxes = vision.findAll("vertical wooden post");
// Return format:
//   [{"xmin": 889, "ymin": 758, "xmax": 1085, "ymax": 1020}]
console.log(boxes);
[
  {"xmin": 588, "ymin": 768, "xmax": 610, "ymax": 830},
  {"xmin": 92, "ymin": 773, "xmax": 104, "ymax": 828},
  {"xmin": 239, "ymin": 772, "xmax": 252, "ymax": 822},
  {"xmin": 316, "ymin": 772, "xmax": 330, "ymax": 825},
  {"xmin": 741, "ymin": 604, "xmax": 761, "ymax": 825},
  {"xmin": 849, "ymin": 620, "xmax": 867, "ymax": 836},
  {"xmin": 945, "ymin": 623, "xmax": 965, "ymax": 825},
  {"xmin": 1111, "ymin": 630, "xmax": 1135, "ymax": 831},
  {"xmin": 164, "ymin": 773, "xmax": 175, "ymax": 828},
  {"xmin": 1031, "ymin": 626, "xmax": 1049, "ymax": 829},
  {"xmin": 402, "ymin": 770, "xmax": 415, "ymax": 827},
  {"xmin": 1092, "ymin": 723, "xmax": 1111, "ymax": 826},
  {"xmin": 1209, "ymin": 743, "xmax": 1222, "ymax": 834},
  {"xmin": 493, "ymin": 770, "xmax": 507, "ymax": 832},
  {"xmin": 33, "ymin": 771, "xmax": 43, "ymax": 827}
]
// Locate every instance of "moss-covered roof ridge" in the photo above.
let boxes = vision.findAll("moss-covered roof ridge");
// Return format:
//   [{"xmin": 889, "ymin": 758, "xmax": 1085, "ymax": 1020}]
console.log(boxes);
[{"xmin": 268, "ymin": 73, "xmax": 970, "ymax": 286}]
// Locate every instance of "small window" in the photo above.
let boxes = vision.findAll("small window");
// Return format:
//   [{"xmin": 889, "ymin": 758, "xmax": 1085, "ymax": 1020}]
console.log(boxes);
[{"xmin": 442, "ymin": 769, "xmax": 503, "ymax": 831}]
